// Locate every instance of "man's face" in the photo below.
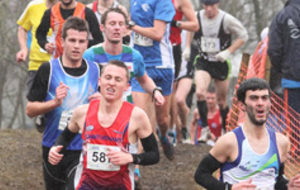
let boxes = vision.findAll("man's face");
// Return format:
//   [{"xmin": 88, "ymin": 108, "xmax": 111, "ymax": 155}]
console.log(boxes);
[
  {"xmin": 206, "ymin": 92, "xmax": 217, "ymax": 110},
  {"xmin": 62, "ymin": 29, "xmax": 88, "ymax": 63},
  {"xmin": 101, "ymin": 12, "xmax": 126, "ymax": 44},
  {"xmin": 203, "ymin": 3, "xmax": 219, "ymax": 19},
  {"xmin": 99, "ymin": 65, "xmax": 129, "ymax": 102},
  {"xmin": 243, "ymin": 89, "xmax": 271, "ymax": 126}
]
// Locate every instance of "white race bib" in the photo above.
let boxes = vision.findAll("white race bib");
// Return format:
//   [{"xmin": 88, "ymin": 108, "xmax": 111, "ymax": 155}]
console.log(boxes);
[
  {"xmin": 133, "ymin": 33, "xmax": 153, "ymax": 47},
  {"xmin": 58, "ymin": 110, "xmax": 73, "ymax": 131},
  {"xmin": 86, "ymin": 144, "xmax": 121, "ymax": 171},
  {"xmin": 201, "ymin": 37, "xmax": 220, "ymax": 53}
]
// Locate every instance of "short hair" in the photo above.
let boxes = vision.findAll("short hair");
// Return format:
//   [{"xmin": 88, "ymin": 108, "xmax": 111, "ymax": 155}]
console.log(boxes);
[
  {"xmin": 101, "ymin": 60, "xmax": 130, "ymax": 82},
  {"xmin": 237, "ymin": 77, "xmax": 271, "ymax": 103},
  {"xmin": 101, "ymin": 7, "xmax": 128, "ymax": 25},
  {"xmin": 62, "ymin": 16, "xmax": 89, "ymax": 40},
  {"xmin": 201, "ymin": 0, "xmax": 220, "ymax": 5},
  {"xmin": 207, "ymin": 85, "xmax": 215, "ymax": 93}
]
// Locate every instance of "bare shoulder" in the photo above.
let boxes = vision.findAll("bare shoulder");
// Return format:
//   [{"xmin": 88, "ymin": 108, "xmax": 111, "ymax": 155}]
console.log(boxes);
[
  {"xmin": 210, "ymin": 131, "xmax": 238, "ymax": 163},
  {"xmin": 131, "ymin": 106, "xmax": 148, "ymax": 120},
  {"xmin": 72, "ymin": 104, "xmax": 89, "ymax": 120},
  {"xmin": 129, "ymin": 106, "xmax": 152, "ymax": 139}
]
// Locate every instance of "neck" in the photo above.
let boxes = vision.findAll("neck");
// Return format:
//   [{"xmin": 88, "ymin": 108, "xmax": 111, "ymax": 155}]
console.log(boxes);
[
  {"xmin": 208, "ymin": 105, "xmax": 218, "ymax": 113},
  {"xmin": 243, "ymin": 118, "xmax": 267, "ymax": 139},
  {"xmin": 61, "ymin": 56, "xmax": 82, "ymax": 68},
  {"xmin": 99, "ymin": 96, "xmax": 123, "ymax": 115},
  {"xmin": 61, "ymin": 1, "xmax": 76, "ymax": 9},
  {"xmin": 103, "ymin": 41, "xmax": 122, "ymax": 55},
  {"xmin": 46, "ymin": 0, "xmax": 58, "ymax": 8}
]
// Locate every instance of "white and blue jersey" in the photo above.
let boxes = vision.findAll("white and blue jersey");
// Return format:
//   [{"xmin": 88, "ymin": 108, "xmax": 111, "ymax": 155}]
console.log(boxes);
[
  {"xmin": 83, "ymin": 44, "xmax": 145, "ymax": 103},
  {"xmin": 220, "ymin": 126, "xmax": 281, "ymax": 189},
  {"xmin": 130, "ymin": 0, "xmax": 175, "ymax": 68},
  {"xmin": 43, "ymin": 58, "xmax": 99, "ymax": 150}
]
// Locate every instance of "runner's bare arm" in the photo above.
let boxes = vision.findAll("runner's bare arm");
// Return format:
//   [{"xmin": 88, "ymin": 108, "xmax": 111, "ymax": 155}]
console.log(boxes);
[{"xmin": 131, "ymin": 20, "xmax": 166, "ymax": 42}]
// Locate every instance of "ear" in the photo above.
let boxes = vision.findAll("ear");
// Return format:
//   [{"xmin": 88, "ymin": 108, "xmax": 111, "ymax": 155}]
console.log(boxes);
[
  {"xmin": 124, "ymin": 82, "xmax": 130, "ymax": 92},
  {"xmin": 98, "ymin": 77, "xmax": 101, "ymax": 88},
  {"xmin": 100, "ymin": 24, "xmax": 105, "ymax": 32},
  {"xmin": 238, "ymin": 101, "xmax": 246, "ymax": 112}
]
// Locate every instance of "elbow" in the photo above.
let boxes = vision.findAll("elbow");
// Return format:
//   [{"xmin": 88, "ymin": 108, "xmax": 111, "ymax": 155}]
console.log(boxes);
[
  {"xmin": 154, "ymin": 35, "xmax": 163, "ymax": 42},
  {"xmin": 191, "ymin": 23, "xmax": 200, "ymax": 32},
  {"xmin": 26, "ymin": 109, "xmax": 34, "ymax": 118},
  {"xmin": 194, "ymin": 167, "xmax": 203, "ymax": 185},
  {"xmin": 153, "ymin": 152, "xmax": 160, "ymax": 164}
]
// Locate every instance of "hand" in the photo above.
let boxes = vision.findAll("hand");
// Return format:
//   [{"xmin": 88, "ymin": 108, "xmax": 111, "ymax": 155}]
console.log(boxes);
[
  {"xmin": 16, "ymin": 48, "xmax": 28, "ymax": 63},
  {"xmin": 48, "ymin": 145, "xmax": 64, "ymax": 165},
  {"xmin": 182, "ymin": 47, "xmax": 191, "ymax": 61},
  {"xmin": 231, "ymin": 179, "xmax": 256, "ymax": 190},
  {"xmin": 54, "ymin": 82, "xmax": 70, "ymax": 107},
  {"xmin": 88, "ymin": 92, "xmax": 101, "ymax": 101},
  {"xmin": 106, "ymin": 148, "xmax": 132, "ymax": 166},
  {"xmin": 288, "ymin": 174, "xmax": 300, "ymax": 190},
  {"xmin": 215, "ymin": 49, "xmax": 231, "ymax": 62},
  {"xmin": 45, "ymin": 42, "xmax": 55, "ymax": 54},
  {"xmin": 153, "ymin": 90, "xmax": 165, "ymax": 106}
]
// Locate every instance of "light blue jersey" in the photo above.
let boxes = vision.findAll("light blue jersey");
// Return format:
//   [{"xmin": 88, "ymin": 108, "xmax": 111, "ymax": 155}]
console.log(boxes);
[
  {"xmin": 43, "ymin": 58, "xmax": 99, "ymax": 150},
  {"xmin": 130, "ymin": 0, "xmax": 175, "ymax": 68},
  {"xmin": 220, "ymin": 126, "xmax": 280, "ymax": 189},
  {"xmin": 83, "ymin": 43, "xmax": 145, "ymax": 102}
]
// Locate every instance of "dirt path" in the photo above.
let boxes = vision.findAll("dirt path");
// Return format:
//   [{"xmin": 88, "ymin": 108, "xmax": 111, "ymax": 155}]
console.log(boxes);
[{"xmin": 0, "ymin": 129, "xmax": 209, "ymax": 190}]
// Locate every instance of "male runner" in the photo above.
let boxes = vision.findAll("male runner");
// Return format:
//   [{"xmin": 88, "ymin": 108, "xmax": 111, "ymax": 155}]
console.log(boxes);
[
  {"xmin": 194, "ymin": 78, "xmax": 300, "ymax": 189},
  {"xmin": 129, "ymin": 0, "xmax": 176, "ymax": 160},
  {"xmin": 36, "ymin": 0, "xmax": 103, "ymax": 58},
  {"xmin": 49, "ymin": 60, "xmax": 160, "ymax": 190},
  {"xmin": 26, "ymin": 17, "xmax": 99, "ymax": 189},
  {"xmin": 184, "ymin": 0, "xmax": 248, "ymax": 142}
]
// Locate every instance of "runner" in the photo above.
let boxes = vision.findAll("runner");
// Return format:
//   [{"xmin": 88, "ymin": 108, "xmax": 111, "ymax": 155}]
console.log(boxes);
[
  {"xmin": 168, "ymin": 0, "xmax": 199, "ymax": 143},
  {"xmin": 190, "ymin": 86, "xmax": 222, "ymax": 144},
  {"xmin": 129, "ymin": 0, "xmax": 176, "ymax": 161},
  {"xmin": 194, "ymin": 78, "xmax": 300, "ymax": 189},
  {"xmin": 26, "ymin": 17, "xmax": 100, "ymax": 190},
  {"xmin": 185, "ymin": 0, "xmax": 248, "ymax": 142},
  {"xmin": 36, "ymin": 0, "xmax": 103, "ymax": 58},
  {"xmin": 48, "ymin": 60, "xmax": 160, "ymax": 190}
]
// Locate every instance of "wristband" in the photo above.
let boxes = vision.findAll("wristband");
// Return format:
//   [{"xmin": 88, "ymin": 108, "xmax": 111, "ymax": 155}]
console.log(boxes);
[{"xmin": 152, "ymin": 87, "xmax": 163, "ymax": 102}]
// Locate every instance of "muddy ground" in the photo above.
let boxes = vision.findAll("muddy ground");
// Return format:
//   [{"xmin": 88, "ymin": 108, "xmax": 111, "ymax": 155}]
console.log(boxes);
[{"xmin": 0, "ymin": 129, "xmax": 210, "ymax": 190}]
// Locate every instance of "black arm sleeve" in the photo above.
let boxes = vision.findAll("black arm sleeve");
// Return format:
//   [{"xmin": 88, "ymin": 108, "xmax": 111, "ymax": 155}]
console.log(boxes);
[
  {"xmin": 55, "ymin": 127, "xmax": 78, "ymax": 153},
  {"xmin": 275, "ymin": 163, "xmax": 288, "ymax": 190},
  {"xmin": 132, "ymin": 133, "xmax": 160, "ymax": 165},
  {"xmin": 85, "ymin": 8, "xmax": 103, "ymax": 47},
  {"xmin": 194, "ymin": 153, "xmax": 232, "ymax": 190},
  {"xmin": 26, "ymin": 62, "xmax": 50, "ymax": 101},
  {"xmin": 36, "ymin": 9, "xmax": 51, "ymax": 50}
]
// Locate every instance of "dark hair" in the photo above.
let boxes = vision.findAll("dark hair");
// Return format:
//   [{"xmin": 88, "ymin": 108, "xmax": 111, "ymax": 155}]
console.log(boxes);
[
  {"xmin": 201, "ymin": 0, "xmax": 220, "ymax": 5},
  {"xmin": 62, "ymin": 16, "xmax": 89, "ymax": 40},
  {"xmin": 101, "ymin": 7, "xmax": 128, "ymax": 25},
  {"xmin": 101, "ymin": 60, "xmax": 130, "ymax": 82},
  {"xmin": 207, "ymin": 85, "xmax": 215, "ymax": 93},
  {"xmin": 237, "ymin": 77, "xmax": 271, "ymax": 103}
]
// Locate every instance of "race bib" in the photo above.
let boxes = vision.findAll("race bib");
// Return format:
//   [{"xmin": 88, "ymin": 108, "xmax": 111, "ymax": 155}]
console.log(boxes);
[
  {"xmin": 201, "ymin": 37, "xmax": 220, "ymax": 53},
  {"xmin": 86, "ymin": 144, "xmax": 121, "ymax": 171},
  {"xmin": 133, "ymin": 33, "xmax": 153, "ymax": 47},
  {"xmin": 58, "ymin": 110, "xmax": 73, "ymax": 131}
]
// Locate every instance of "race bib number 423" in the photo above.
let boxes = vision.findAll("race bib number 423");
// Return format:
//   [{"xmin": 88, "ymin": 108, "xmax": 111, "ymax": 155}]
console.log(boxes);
[
  {"xmin": 87, "ymin": 144, "xmax": 121, "ymax": 171},
  {"xmin": 201, "ymin": 37, "xmax": 220, "ymax": 53}
]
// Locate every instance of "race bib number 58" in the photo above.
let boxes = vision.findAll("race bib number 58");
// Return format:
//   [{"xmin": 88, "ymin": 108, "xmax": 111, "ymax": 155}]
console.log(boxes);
[{"xmin": 87, "ymin": 144, "xmax": 121, "ymax": 171}]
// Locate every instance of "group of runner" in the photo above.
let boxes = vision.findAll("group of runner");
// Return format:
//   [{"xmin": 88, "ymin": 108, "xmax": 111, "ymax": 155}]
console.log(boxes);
[{"xmin": 16, "ymin": 0, "xmax": 300, "ymax": 189}]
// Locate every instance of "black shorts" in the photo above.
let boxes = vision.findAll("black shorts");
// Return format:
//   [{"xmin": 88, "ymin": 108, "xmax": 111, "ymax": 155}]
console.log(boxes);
[
  {"xmin": 172, "ymin": 44, "xmax": 182, "ymax": 79},
  {"xmin": 177, "ymin": 42, "xmax": 198, "ymax": 80},
  {"xmin": 42, "ymin": 146, "xmax": 81, "ymax": 190},
  {"xmin": 194, "ymin": 55, "xmax": 230, "ymax": 81}
]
